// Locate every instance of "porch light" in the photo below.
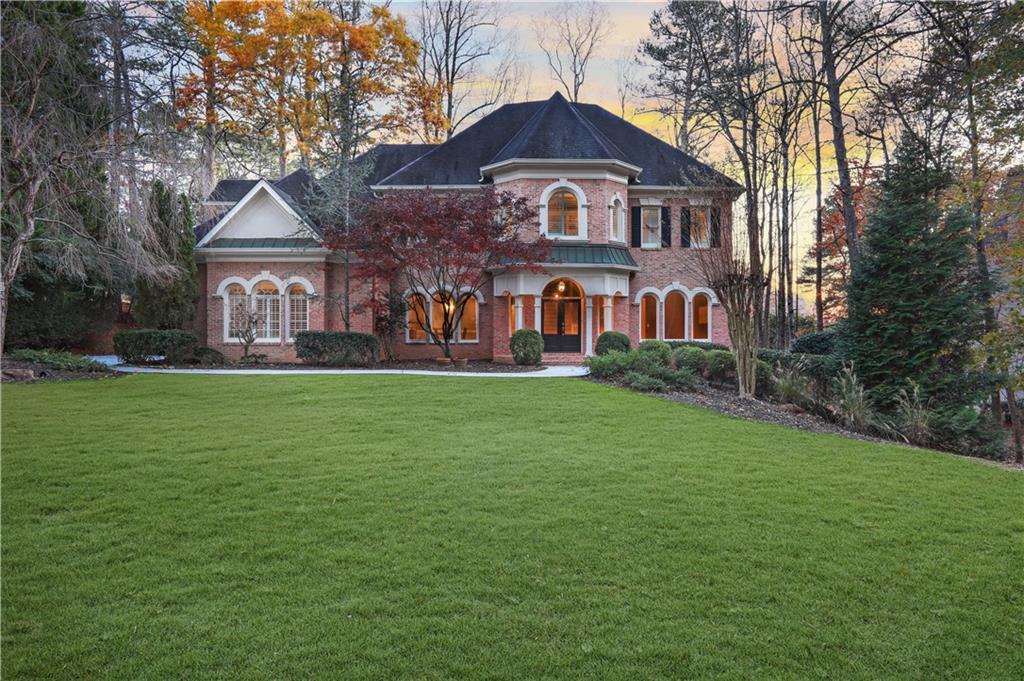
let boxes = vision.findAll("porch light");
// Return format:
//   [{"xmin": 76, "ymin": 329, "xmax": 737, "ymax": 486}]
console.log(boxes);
[{"xmin": 557, "ymin": 281, "xmax": 566, "ymax": 294}]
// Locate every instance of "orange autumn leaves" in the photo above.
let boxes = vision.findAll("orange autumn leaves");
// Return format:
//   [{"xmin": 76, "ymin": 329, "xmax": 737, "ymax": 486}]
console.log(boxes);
[{"xmin": 177, "ymin": 0, "xmax": 442, "ymax": 169}]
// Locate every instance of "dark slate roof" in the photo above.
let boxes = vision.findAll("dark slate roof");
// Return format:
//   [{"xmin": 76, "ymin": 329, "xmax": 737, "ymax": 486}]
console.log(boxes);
[
  {"xmin": 194, "ymin": 210, "xmax": 227, "ymax": 242},
  {"xmin": 207, "ymin": 237, "xmax": 321, "ymax": 249},
  {"xmin": 355, "ymin": 144, "xmax": 437, "ymax": 186},
  {"xmin": 547, "ymin": 244, "xmax": 638, "ymax": 268},
  {"xmin": 207, "ymin": 179, "xmax": 257, "ymax": 203},
  {"xmin": 490, "ymin": 91, "xmax": 628, "ymax": 164},
  {"xmin": 376, "ymin": 92, "xmax": 739, "ymax": 189}
]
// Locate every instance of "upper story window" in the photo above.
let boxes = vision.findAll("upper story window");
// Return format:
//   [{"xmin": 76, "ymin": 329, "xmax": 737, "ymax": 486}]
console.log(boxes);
[
  {"xmin": 691, "ymin": 206, "xmax": 710, "ymax": 248},
  {"xmin": 547, "ymin": 190, "xmax": 579, "ymax": 237},
  {"xmin": 608, "ymin": 199, "xmax": 625, "ymax": 242},
  {"xmin": 641, "ymin": 207, "xmax": 661, "ymax": 248}
]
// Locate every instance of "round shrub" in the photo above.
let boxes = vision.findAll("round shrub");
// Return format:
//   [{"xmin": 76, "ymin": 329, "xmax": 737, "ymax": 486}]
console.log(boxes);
[
  {"xmin": 190, "ymin": 346, "xmax": 225, "ymax": 366},
  {"xmin": 706, "ymin": 349, "xmax": 737, "ymax": 383},
  {"xmin": 790, "ymin": 328, "xmax": 836, "ymax": 355},
  {"xmin": 510, "ymin": 329, "xmax": 543, "ymax": 365},
  {"xmin": 595, "ymin": 331, "xmax": 630, "ymax": 355},
  {"xmin": 672, "ymin": 346, "xmax": 708, "ymax": 375},
  {"xmin": 755, "ymin": 360, "xmax": 774, "ymax": 399},
  {"xmin": 637, "ymin": 339, "xmax": 672, "ymax": 366},
  {"xmin": 621, "ymin": 370, "xmax": 668, "ymax": 393}
]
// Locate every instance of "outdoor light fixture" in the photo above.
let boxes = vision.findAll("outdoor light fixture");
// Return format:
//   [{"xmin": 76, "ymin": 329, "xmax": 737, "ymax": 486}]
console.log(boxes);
[{"xmin": 557, "ymin": 281, "xmax": 566, "ymax": 293}]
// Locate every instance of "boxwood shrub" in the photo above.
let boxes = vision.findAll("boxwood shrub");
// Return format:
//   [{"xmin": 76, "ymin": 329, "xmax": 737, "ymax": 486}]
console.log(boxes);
[
  {"xmin": 672, "ymin": 345, "xmax": 708, "ymax": 375},
  {"xmin": 113, "ymin": 329, "xmax": 197, "ymax": 365},
  {"xmin": 790, "ymin": 328, "xmax": 836, "ymax": 355},
  {"xmin": 637, "ymin": 339, "xmax": 672, "ymax": 366},
  {"xmin": 706, "ymin": 349, "xmax": 737, "ymax": 383},
  {"xmin": 510, "ymin": 329, "xmax": 543, "ymax": 365},
  {"xmin": 622, "ymin": 370, "xmax": 668, "ymax": 392},
  {"xmin": 294, "ymin": 331, "xmax": 379, "ymax": 366},
  {"xmin": 595, "ymin": 331, "xmax": 630, "ymax": 355}
]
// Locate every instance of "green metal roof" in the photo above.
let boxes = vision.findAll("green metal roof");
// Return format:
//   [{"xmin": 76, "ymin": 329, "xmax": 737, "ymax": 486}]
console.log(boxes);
[
  {"xmin": 206, "ymin": 237, "xmax": 321, "ymax": 249},
  {"xmin": 547, "ymin": 244, "xmax": 638, "ymax": 268}
]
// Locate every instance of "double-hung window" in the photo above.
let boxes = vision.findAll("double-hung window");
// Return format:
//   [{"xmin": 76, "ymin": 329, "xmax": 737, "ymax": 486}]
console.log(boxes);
[{"xmin": 641, "ymin": 207, "xmax": 661, "ymax": 248}]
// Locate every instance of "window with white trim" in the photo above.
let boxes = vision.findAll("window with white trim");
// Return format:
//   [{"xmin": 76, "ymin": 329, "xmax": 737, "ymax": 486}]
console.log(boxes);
[
  {"xmin": 287, "ymin": 284, "xmax": 308, "ymax": 340},
  {"xmin": 665, "ymin": 291, "xmax": 686, "ymax": 341},
  {"xmin": 458, "ymin": 294, "xmax": 478, "ymax": 341},
  {"xmin": 253, "ymin": 282, "xmax": 281, "ymax": 341},
  {"xmin": 691, "ymin": 206, "xmax": 711, "ymax": 248},
  {"xmin": 226, "ymin": 284, "xmax": 249, "ymax": 340},
  {"xmin": 641, "ymin": 207, "xmax": 661, "ymax": 248},
  {"xmin": 407, "ymin": 294, "xmax": 428, "ymax": 342},
  {"xmin": 692, "ymin": 293, "xmax": 711, "ymax": 341},
  {"xmin": 547, "ymin": 189, "xmax": 579, "ymax": 237},
  {"xmin": 641, "ymin": 293, "xmax": 659, "ymax": 340},
  {"xmin": 608, "ymin": 200, "xmax": 625, "ymax": 242}
]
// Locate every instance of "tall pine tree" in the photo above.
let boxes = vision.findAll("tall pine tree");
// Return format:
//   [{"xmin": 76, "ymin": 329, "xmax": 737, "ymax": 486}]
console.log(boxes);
[
  {"xmin": 840, "ymin": 137, "xmax": 999, "ymax": 452},
  {"xmin": 133, "ymin": 181, "xmax": 197, "ymax": 329}
]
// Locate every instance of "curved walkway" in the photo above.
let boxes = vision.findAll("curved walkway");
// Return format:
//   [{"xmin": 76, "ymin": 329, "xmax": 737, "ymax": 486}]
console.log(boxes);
[{"xmin": 93, "ymin": 357, "xmax": 588, "ymax": 378}]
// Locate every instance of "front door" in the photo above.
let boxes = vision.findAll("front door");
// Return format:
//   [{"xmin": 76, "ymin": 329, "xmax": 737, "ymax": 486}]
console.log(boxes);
[{"xmin": 542, "ymin": 297, "xmax": 581, "ymax": 353}]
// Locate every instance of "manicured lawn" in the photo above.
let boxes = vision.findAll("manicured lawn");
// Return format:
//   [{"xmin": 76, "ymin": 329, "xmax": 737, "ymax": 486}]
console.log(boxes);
[{"xmin": 2, "ymin": 375, "xmax": 1022, "ymax": 679}]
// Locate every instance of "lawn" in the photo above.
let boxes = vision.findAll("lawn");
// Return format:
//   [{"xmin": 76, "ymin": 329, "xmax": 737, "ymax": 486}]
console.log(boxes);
[{"xmin": 2, "ymin": 375, "xmax": 1022, "ymax": 680}]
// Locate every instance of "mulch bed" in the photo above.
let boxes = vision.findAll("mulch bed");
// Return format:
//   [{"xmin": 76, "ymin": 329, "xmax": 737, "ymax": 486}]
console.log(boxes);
[
  {"xmin": 1, "ymin": 359, "xmax": 120, "ymax": 384},
  {"xmin": 129, "ymin": 360, "xmax": 543, "ymax": 373}
]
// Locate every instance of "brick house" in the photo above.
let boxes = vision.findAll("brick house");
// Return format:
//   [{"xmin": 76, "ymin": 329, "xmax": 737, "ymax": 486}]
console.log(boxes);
[{"xmin": 193, "ymin": 92, "xmax": 742, "ymax": 363}]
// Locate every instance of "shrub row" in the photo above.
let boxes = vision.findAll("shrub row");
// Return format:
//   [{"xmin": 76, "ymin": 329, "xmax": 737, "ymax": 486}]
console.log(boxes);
[
  {"xmin": 665, "ymin": 339, "xmax": 731, "ymax": 353},
  {"xmin": 113, "ymin": 329, "xmax": 197, "ymax": 364},
  {"xmin": 8, "ymin": 349, "xmax": 108, "ymax": 372},
  {"xmin": 586, "ymin": 350, "xmax": 696, "ymax": 392},
  {"xmin": 294, "ymin": 331, "xmax": 379, "ymax": 367}
]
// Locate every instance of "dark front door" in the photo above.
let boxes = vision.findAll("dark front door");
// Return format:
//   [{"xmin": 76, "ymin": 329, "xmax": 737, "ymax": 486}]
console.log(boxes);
[{"xmin": 542, "ymin": 297, "xmax": 581, "ymax": 353}]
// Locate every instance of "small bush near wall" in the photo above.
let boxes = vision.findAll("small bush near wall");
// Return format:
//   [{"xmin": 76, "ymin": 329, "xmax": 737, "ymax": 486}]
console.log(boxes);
[
  {"xmin": 510, "ymin": 329, "xmax": 543, "ymax": 365},
  {"xmin": 294, "ymin": 331, "xmax": 379, "ymax": 367},
  {"xmin": 706, "ymin": 350, "xmax": 737, "ymax": 383},
  {"xmin": 595, "ymin": 331, "xmax": 630, "ymax": 355},
  {"xmin": 586, "ymin": 350, "xmax": 696, "ymax": 393},
  {"xmin": 113, "ymin": 329, "xmax": 197, "ymax": 365},
  {"xmin": 673, "ymin": 346, "xmax": 708, "ymax": 375},
  {"xmin": 666, "ymin": 340, "xmax": 730, "ymax": 352},
  {"xmin": 790, "ymin": 329, "xmax": 836, "ymax": 355},
  {"xmin": 637, "ymin": 340, "xmax": 672, "ymax": 366}
]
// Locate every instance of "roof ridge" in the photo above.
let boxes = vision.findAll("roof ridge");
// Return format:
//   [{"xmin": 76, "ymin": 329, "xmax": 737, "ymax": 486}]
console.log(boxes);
[
  {"xmin": 564, "ymin": 100, "xmax": 628, "ymax": 161},
  {"xmin": 487, "ymin": 97, "xmax": 554, "ymax": 164}
]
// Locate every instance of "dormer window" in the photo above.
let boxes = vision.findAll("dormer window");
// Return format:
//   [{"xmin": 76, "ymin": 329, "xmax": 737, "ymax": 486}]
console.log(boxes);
[{"xmin": 547, "ymin": 190, "xmax": 579, "ymax": 237}]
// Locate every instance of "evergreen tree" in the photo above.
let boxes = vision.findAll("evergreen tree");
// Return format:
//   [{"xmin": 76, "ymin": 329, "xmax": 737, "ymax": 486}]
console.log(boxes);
[
  {"xmin": 840, "ymin": 137, "xmax": 998, "ymax": 452},
  {"xmin": 133, "ymin": 181, "xmax": 197, "ymax": 329}
]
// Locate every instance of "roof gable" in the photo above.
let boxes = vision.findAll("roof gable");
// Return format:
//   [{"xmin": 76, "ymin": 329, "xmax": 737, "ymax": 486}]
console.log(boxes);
[{"xmin": 196, "ymin": 180, "xmax": 319, "ymax": 248}]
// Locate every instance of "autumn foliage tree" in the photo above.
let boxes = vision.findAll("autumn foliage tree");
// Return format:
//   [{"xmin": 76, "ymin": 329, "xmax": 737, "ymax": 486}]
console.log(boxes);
[{"xmin": 329, "ymin": 188, "xmax": 550, "ymax": 359}]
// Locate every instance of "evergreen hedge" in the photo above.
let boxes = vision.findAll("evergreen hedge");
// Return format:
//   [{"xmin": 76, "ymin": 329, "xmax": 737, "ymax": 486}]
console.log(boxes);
[
  {"xmin": 294, "ymin": 331, "xmax": 379, "ymax": 367},
  {"xmin": 113, "ymin": 329, "xmax": 197, "ymax": 365},
  {"xmin": 510, "ymin": 329, "xmax": 543, "ymax": 365},
  {"xmin": 595, "ymin": 331, "xmax": 630, "ymax": 355}
]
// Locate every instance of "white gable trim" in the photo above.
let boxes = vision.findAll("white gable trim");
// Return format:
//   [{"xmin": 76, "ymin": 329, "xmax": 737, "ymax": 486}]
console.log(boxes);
[{"xmin": 196, "ymin": 180, "xmax": 316, "ymax": 248}]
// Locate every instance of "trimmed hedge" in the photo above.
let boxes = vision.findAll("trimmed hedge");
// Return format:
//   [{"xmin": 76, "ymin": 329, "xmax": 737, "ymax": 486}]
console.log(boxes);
[
  {"xmin": 8, "ymin": 349, "xmax": 108, "ymax": 372},
  {"xmin": 294, "ymin": 331, "xmax": 379, "ymax": 367},
  {"xmin": 510, "ymin": 329, "xmax": 543, "ymax": 365},
  {"xmin": 637, "ymin": 339, "xmax": 672, "ymax": 366},
  {"xmin": 666, "ymin": 340, "xmax": 730, "ymax": 353},
  {"xmin": 790, "ymin": 329, "xmax": 836, "ymax": 355},
  {"xmin": 113, "ymin": 329, "xmax": 197, "ymax": 365},
  {"xmin": 595, "ymin": 331, "xmax": 630, "ymax": 355},
  {"xmin": 672, "ymin": 346, "xmax": 708, "ymax": 375},
  {"xmin": 706, "ymin": 349, "xmax": 737, "ymax": 383}
]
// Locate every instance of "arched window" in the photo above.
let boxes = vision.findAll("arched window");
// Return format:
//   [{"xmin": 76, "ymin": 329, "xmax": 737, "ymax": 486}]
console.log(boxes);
[
  {"xmin": 226, "ymin": 284, "xmax": 249, "ymax": 339},
  {"xmin": 407, "ymin": 294, "xmax": 427, "ymax": 342},
  {"xmin": 692, "ymin": 293, "xmax": 710, "ymax": 341},
  {"xmin": 641, "ymin": 293, "xmax": 659, "ymax": 340},
  {"xmin": 459, "ymin": 294, "xmax": 478, "ymax": 341},
  {"xmin": 287, "ymin": 284, "xmax": 308, "ymax": 340},
  {"xmin": 665, "ymin": 291, "xmax": 686, "ymax": 341},
  {"xmin": 608, "ymin": 199, "xmax": 625, "ymax": 242},
  {"xmin": 253, "ymin": 282, "xmax": 281, "ymax": 340},
  {"xmin": 431, "ymin": 293, "xmax": 454, "ymax": 339},
  {"xmin": 547, "ymin": 189, "xmax": 578, "ymax": 236}
]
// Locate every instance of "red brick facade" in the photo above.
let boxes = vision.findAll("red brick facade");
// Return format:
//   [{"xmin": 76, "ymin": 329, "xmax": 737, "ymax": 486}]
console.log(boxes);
[{"xmin": 195, "ymin": 177, "xmax": 736, "ymax": 362}]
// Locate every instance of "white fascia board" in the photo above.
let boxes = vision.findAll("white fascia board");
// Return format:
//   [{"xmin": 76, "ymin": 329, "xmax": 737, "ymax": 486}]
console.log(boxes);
[
  {"xmin": 479, "ymin": 158, "xmax": 643, "ymax": 178},
  {"xmin": 369, "ymin": 184, "xmax": 484, "ymax": 191},
  {"xmin": 195, "ymin": 180, "xmax": 317, "ymax": 248},
  {"xmin": 195, "ymin": 247, "xmax": 330, "ymax": 263}
]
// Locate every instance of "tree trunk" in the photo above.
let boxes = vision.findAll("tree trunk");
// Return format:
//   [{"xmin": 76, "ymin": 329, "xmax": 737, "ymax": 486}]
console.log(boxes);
[
  {"xmin": 818, "ymin": 1, "xmax": 859, "ymax": 270},
  {"xmin": 1006, "ymin": 388, "xmax": 1023, "ymax": 465},
  {"xmin": 813, "ymin": 91, "xmax": 824, "ymax": 331}
]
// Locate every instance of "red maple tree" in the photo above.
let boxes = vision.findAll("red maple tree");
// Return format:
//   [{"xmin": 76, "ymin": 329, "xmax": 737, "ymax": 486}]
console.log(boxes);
[{"xmin": 327, "ymin": 188, "xmax": 551, "ymax": 358}]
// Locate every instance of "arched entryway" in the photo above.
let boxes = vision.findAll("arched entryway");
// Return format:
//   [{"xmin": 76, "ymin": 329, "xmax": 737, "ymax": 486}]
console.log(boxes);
[{"xmin": 541, "ymin": 278, "xmax": 582, "ymax": 353}]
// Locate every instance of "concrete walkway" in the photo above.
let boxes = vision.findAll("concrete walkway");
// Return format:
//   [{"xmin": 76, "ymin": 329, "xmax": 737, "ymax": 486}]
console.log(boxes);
[{"xmin": 91, "ymin": 357, "xmax": 588, "ymax": 378}]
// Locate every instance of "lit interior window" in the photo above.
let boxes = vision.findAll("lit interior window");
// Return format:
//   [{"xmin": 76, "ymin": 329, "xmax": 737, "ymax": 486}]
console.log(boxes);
[
  {"xmin": 459, "ymin": 295, "xmax": 478, "ymax": 341},
  {"xmin": 547, "ymin": 190, "xmax": 579, "ymax": 236},
  {"xmin": 407, "ymin": 294, "xmax": 427, "ymax": 341},
  {"xmin": 641, "ymin": 293, "xmax": 658, "ymax": 340},
  {"xmin": 665, "ymin": 291, "xmax": 685, "ymax": 340},
  {"xmin": 691, "ymin": 207, "xmax": 710, "ymax": 247},
  {"xmin": 692, "ymin": 293, "xmax": 710, "ymax": 340},
  {"xmin": 287, "ymin": 284, "xmax": 308, "ymax": 339},
  {"xmin": 253, "ymin": 282, "xmax": 281, "ymax": 340}
]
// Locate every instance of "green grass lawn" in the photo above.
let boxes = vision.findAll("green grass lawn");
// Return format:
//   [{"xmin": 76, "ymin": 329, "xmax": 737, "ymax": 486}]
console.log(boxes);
[{"xmin": 2, "ymin": 375, "xmax": 1022, "ymax": 680}]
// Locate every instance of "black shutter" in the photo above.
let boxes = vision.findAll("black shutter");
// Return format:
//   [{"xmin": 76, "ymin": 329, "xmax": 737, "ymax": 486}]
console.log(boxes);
[
  {"xmin": 680, "ymin": 207, "xmax": 691, "ymax": 248},
  {"xmin": 630, "ymin": 206, "xmax": 642, "ymax": 247},
  {"xmin": 660, "ymin": 206, "xmax": 671, "ymax": 247},
  {"xmin": 710, "ymin": 205, "xmax": 722, "ymax": 247}
]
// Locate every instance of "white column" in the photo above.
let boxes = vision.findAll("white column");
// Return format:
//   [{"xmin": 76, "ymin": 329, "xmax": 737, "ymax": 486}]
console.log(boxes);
[
  {"xmin": 514, "ymin": 296, "xmax": 524, "ymax": 331},
  {"xmin": 604, "ymin": 297, "xmax": 614, "ymax": 333},
  {"xmin": 657, "ymin": 300, "xmax": 665, "ymax": 340},
  {"xmin": 585, "ymin": 297, "xmax": 594, "ymax": 356},
  {"xmin": 533, "ymin": 297, "xmax": 541, "ymax": 331}
]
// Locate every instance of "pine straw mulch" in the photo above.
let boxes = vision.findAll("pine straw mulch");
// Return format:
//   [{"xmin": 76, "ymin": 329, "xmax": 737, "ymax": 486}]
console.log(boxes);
[{"xmin": 1, "ymin": 358, "xmax": 120, "ymax": 384}]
